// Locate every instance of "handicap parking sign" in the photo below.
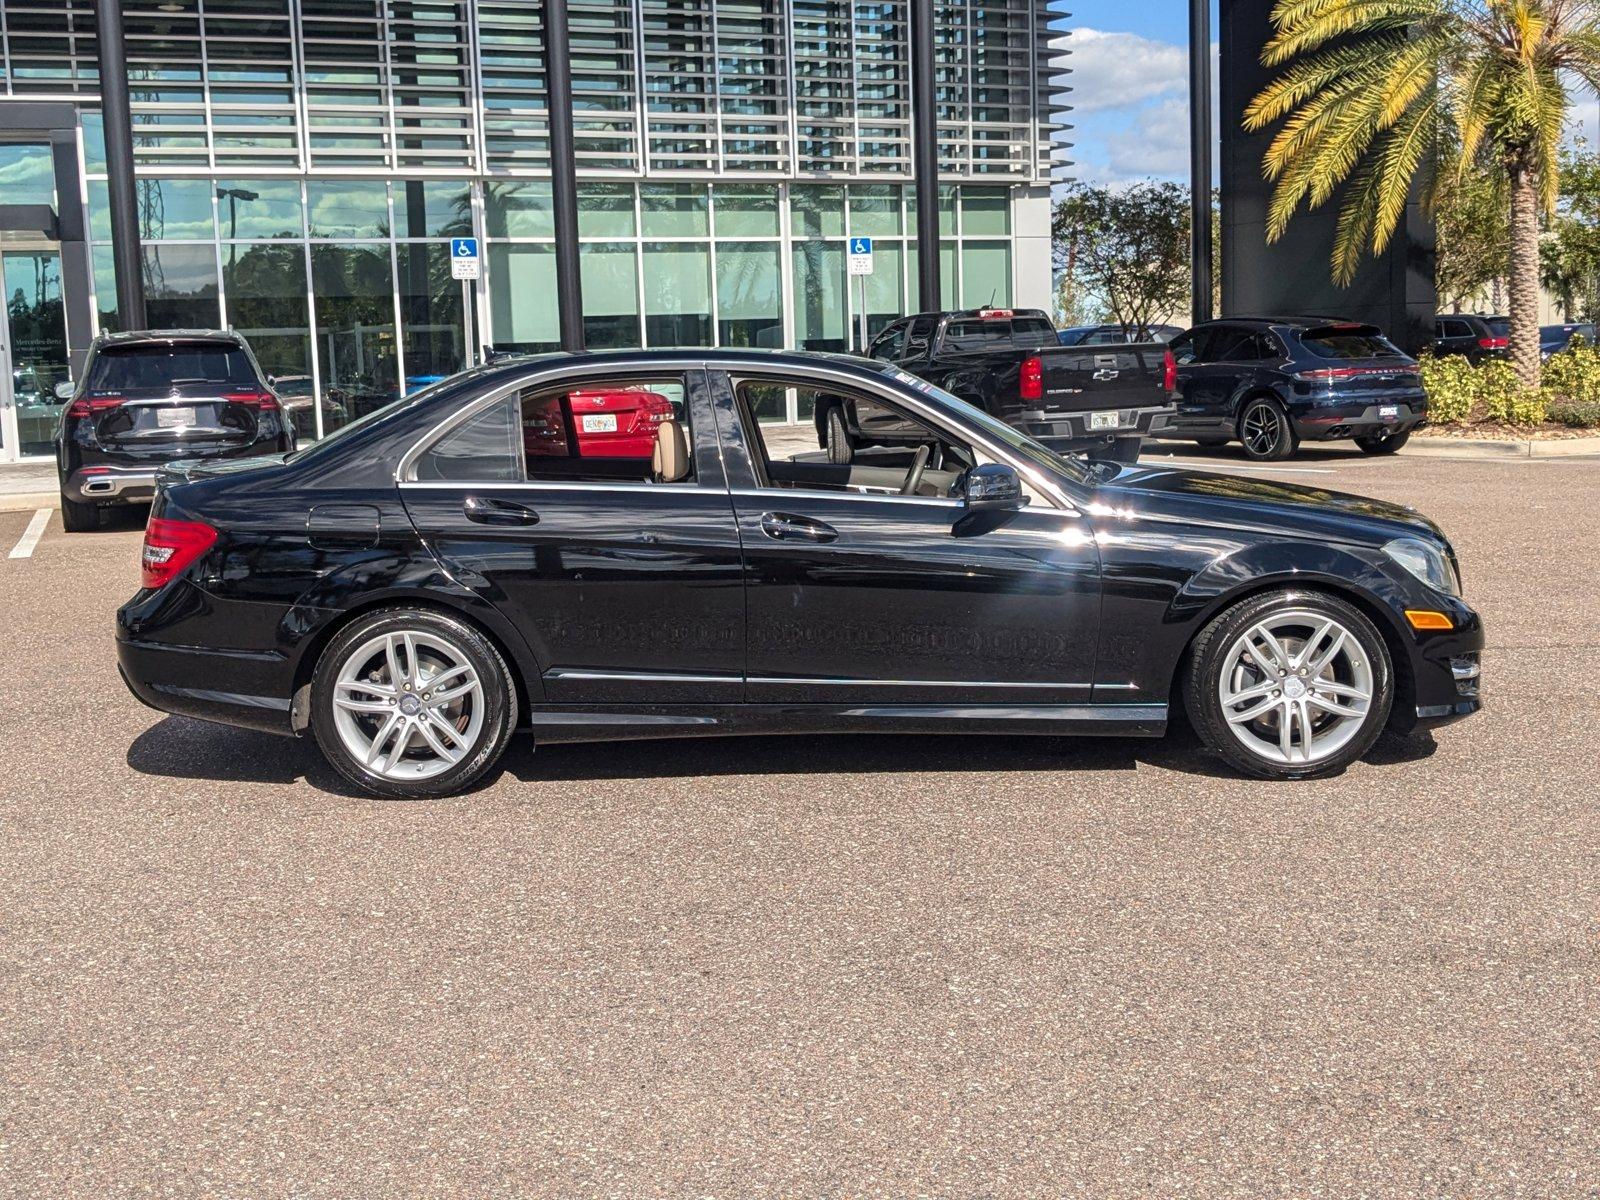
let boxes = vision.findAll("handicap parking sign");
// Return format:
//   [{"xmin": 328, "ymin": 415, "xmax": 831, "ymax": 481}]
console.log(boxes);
[
  {"xmin": 450, "ymin": 236, "xmax": 480, "ymax": 279},
  {"xmin": 848, "ymin": 236, "xmax": 874, "ymax": 276}
]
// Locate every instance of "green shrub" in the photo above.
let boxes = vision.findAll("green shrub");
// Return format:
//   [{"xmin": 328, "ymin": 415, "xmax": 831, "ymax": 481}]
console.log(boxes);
[
  {"xmin": 1418, "ymin": 353, "xmax": 1477, "ymax": 424},
  {"xmin": 1547, "ymin": 396, "xmax": 1600, "ymax": 428},
  {"xmin": 1542, "ymin": 338, "xmax": 1600, "ymax": 408}
]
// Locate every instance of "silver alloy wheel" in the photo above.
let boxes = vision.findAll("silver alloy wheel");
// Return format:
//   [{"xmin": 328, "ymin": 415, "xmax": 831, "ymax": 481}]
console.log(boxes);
[
  {"xmin": 1242, "ymin": 401, "xmax": 1284, "ymax": 457},
  {"xmin": 1217, "ymin": 609, "xmax": 1374, "ymax": 766},
  {"xmin": 331, "ymin": 629, "xmax": 486, "ymax": 781}
]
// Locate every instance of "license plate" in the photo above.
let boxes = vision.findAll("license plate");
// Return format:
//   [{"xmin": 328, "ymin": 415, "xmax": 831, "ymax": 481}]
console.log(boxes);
[
  {"xmin": 1378, "ymin": 404, "xmax": 1399, "ymax": 420},
  {"xmin": 1088, "ymin": 410, "xmax": 1120, "ymax": 431},
  {"xmin": 580, "ymin": 413, "xmax": 618, "ymax": 434},
  {"xmin": 156, "ymin": 407, "xmax": 196, "ymax": 428}
]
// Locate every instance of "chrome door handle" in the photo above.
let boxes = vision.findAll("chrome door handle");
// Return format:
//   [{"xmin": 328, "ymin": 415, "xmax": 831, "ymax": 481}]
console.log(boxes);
[
  {"xmin": 463, "ymin": 495, "xmax": 540, "ymax": 526},
  {"xmin": 759, "ymin": 512, "xmax": 838, "ymax": 543}
]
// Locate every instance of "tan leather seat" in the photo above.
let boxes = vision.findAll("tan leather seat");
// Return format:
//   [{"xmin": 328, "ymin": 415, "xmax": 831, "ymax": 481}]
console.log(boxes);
[{"xmin": 652, "ymin": 419, "xmax": 690, "ymax": 483}]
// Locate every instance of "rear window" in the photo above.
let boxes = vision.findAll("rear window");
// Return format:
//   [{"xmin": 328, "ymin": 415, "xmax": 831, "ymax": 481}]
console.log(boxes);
[
  {"xmin": 1483, "ymin": 317, "xmax": 1510, "ymax": 338},
  {"xmin": 1300, "ymin": 332, "xmax": 1401, "ymax": 360},
  {"xmin": 943, "ymin": 317, "xmax": 1056, "ymax": 352},
  {"xmin": 87, "ymin": 343, "xmax": 258, "ymax": 392}
]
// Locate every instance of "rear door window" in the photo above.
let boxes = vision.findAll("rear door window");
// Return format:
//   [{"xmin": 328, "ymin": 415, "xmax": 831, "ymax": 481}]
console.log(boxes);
[{"xmin": 86, "ymin": 343, "xmax": 259, "ymax": 392}]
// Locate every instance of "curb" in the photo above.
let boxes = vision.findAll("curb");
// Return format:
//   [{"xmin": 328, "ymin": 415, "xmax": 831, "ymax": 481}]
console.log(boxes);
[
  {"xmin": 0, "ymin": 493, "xmax": 59, "ymax": 514},
  {"xmin": 1406, "ymin": 434, "xmax": 1600, "ymax": 459}
]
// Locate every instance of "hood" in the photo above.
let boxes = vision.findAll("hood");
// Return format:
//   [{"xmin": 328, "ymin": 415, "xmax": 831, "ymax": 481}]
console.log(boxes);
[{"xmin": 1093, "ymin": 461, "xmax": 1446, "ymax": 545}]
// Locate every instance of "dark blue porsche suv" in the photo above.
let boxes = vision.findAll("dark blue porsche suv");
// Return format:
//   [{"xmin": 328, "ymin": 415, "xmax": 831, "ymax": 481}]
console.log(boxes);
[{"xmin": 1158, "ymin": 318, "xmax": 1427, "ymax": 461}]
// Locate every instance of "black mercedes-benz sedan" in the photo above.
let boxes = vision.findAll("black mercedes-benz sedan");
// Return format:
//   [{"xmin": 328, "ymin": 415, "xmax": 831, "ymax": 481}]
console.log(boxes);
[
  {"xmin": 116, "ymin": 349, "xmax": 1482, "ymax": 798},
  {"xmin": 57, "ymin": 330, "xmax": 294, "ymax": 532}
]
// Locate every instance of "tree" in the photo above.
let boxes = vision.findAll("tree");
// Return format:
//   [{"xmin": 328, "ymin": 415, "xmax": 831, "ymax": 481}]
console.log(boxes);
[
  {"xmin": 1052, "ymin": 181, "xmax": 1191, "ymax": 338},
  {"xmin": 1244, "ymin": 0, "xmax": 1600, "ymax": 388},
  {"xmin": 1434, "ymin": 130, "xmax": 1510, "ymax": 312},
  {"xmin": 1541, "ymin": 147, "xmax": 1600, "ymax": 321}
]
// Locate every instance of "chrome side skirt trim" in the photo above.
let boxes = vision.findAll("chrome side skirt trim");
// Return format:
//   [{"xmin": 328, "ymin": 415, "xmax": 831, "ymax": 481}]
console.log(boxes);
[
  {"xmin": 544, "ymin": 667, "xmax": 741, "ymax": 684},
  {"xmin": 748, "ymin": 675, "xmax": 1091, "ymax": 690}
]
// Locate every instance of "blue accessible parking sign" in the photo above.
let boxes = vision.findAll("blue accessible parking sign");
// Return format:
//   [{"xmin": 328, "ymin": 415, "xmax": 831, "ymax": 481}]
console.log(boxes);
[{"xmin": 450, "ymin": 237, "xmax": 480, "ymax": 280}]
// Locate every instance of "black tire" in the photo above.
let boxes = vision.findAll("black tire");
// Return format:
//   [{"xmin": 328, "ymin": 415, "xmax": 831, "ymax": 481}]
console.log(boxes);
[
  {"xmin": 60, "ymin": 495, "xmax": 101, "ymax": 533},
  {"xmin": 1183, "ymin": 588, "xmax": 1394, "ymax": 780},
  {"xmin": 310, "ymin": 607, "xmax": 519, "ymax": 799},
  {"xmin": 1237, "ymin": 396, "xmax": 1298, "ymax": 461},
  {"xmin": 824, "ymin": 404, "xmax": 854, "ymax": 464},
  {"xmin": 1354, "ymin": 429, "xmax": 1410, "ymax": 455},
  {"xmin": 1194, "ymin": 437, "xmax": 1230, "ymax": 448}
]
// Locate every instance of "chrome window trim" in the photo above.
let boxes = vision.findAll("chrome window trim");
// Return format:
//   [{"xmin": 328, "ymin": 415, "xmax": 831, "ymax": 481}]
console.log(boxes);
[{"xmin": 394, "ymin": 357, "xmax": 711, "ymax": 483}]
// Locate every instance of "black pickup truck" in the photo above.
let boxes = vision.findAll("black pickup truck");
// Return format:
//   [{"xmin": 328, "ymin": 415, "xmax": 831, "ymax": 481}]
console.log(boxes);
[{"xmin": 824, "ymin": 308, "xmax": 1176, "ymax": 464}]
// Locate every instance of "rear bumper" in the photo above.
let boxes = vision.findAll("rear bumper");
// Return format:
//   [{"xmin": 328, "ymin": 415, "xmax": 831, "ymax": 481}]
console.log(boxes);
[
  {"xmin": 1292, "ymin": 400, "xmax": 1428, "ymax": 441},
  {"xmin": 1022, "ymin": 405, "xmax": 1174, "ymax": 451},
  {"xmin": 63, "ymin": 464, "xmax": 158, "ymax": 506},
  {"xmin": 117, "ymin": 597, "xmax": 299, "ymax": 737}
]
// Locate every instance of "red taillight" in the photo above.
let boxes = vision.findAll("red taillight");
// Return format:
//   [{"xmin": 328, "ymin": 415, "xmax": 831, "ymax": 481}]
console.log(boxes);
[
  {"xmin": 67, "ymin": 395, "xmax": 124, "ymax": 419},
  {"xmin": 1019, "ymin": 355, "xmax": 1043, "ymax": 402},
  {"xmin": 141, "ymin": 518, "xmax": 217, "ymax": 590},
  {"xmin": 223, "ymin": 390, "xmax": 281, "ymax": 412},
  {"xmin": 1297, "ymin": 365, "xmax": 1421, "ymax": 382},
  {"xmin": 1162, "ymin": 348, "xmax": 1177, "ymax": 391},
  {"xmin": 1478, "ymin": 336, "xmax": 1508, "ymax": 350}
]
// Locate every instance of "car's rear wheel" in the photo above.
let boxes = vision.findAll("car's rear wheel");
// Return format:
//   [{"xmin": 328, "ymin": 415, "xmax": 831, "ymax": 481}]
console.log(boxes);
[
  {"xmin": 60, "ymin": 495, "xmax": 101, "ymax": 533},
  {"xmin": 1238, "ymin": 397, "xmax": 1298, "ymax": 461},
  {"xmin": 824, "ymin": 404, "xmax": 854, "ymax": 464},
  {"xmin": 311, "ymin": 608, "xmax": 518, "ymax": 799},
  {"xmin": 1354, "ymin": 429, "xmax": 1410, "ymax": 455},
  {"xmin": 1184, "ymin": 589, "xmax": 1393, "ymax": 780}
]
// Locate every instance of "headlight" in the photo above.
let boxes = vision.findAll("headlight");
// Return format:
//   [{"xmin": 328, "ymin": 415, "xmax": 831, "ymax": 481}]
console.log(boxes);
[{"xmin": 1383, "ymin": 537, "xmax": 1460, "ymax": 597}]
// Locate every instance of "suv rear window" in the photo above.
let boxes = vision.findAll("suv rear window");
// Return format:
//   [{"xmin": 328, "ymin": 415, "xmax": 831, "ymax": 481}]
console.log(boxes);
[
  {"xmin": 1300, "ymin": 331, "xmax": 1400, "ymax": 359},
  {"xmin": 87, "ymin": 343, "xmax": 259, "ymax": 392},
  {"xmin": 1483, "ymin": 317, "xmax": 1511, "ymax": 338}
]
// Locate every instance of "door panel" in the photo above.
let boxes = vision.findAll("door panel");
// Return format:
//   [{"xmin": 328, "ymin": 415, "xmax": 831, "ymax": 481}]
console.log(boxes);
[
  {"xmin": 399, "ymin": 367, "xmax": 746, "ymax": 704},
  {"xmin": 732, "ymin": 491, "xmax": 1102, "ymax": 704}
]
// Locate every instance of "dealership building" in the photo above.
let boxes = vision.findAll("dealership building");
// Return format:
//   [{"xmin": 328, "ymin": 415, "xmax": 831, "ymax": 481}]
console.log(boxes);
[{"xmin": 0, "ymin": 0, "xmax": 1063, "ymax": 456}]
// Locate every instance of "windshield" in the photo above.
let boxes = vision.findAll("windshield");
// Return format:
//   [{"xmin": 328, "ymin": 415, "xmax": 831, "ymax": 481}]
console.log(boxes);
[
  {"xmin": 87, "ymin": 343, "xmax": 258, "ymax": 392},
  {"xmin": 876, "ymin": 364, "xmax": 1092, "ymax": 486}
]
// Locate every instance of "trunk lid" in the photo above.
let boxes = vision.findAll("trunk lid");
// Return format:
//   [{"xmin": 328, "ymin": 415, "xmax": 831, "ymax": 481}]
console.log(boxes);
[{"xmin": 1035, "ymin": 343, "xmax": 1168, "ymax": 414}]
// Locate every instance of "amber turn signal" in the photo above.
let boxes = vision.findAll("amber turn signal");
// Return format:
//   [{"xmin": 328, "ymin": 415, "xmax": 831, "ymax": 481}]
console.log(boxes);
[{"xmin": 1404, "ymin": 610, "xmax": 1454, "ymax": 631}]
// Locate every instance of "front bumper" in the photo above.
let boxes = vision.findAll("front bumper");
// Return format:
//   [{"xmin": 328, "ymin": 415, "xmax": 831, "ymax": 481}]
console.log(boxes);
[
  {"xmin": 1021, "ymin": 405, "xmax": 1174, "ymax": 452},
  {"xmin": 1395, "ymin": 604, "xmax": 1485, "ymax": 733},
  {"xmin": 64, "ymin": 464, "xmax": 159, "ymax": 506},
  {"xmin": 1293, "ymin": 401, "xmax": 1428, "ymax": 442}
]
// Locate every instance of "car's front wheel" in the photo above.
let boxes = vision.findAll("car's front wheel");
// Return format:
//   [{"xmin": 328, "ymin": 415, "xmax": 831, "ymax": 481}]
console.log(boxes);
[
  {"xmin": 311, "ymin": 607, "xmax": 518, "ymax": 799},
  {"xmin": 1184, "ymin": 589, "xmax": 1393, "ymax": 780},
  {"xmin": 1354, "ymin": 429, "xmax": 1410, "ymax": 455}
]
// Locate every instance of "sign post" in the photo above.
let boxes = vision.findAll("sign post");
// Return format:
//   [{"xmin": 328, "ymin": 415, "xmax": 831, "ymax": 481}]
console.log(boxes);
[
  {"xmin": 847, "ymin": 236, "xmax": 874, "ymax": 353},
  {"xmin": 450, "ymin": 237, "xmax": 481, "ymax": 368}
]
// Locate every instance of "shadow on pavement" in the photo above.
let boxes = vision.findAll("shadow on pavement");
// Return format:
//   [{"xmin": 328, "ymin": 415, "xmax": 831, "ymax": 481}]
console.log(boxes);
[{"xmin": 128, "ymin": 713, "xmax": 1438, "ymax": 794}]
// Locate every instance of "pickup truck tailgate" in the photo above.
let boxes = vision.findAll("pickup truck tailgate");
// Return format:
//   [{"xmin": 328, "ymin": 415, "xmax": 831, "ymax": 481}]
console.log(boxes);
[{"xmin": 1038, "ymin": 345, "xmax": 1166, "ymax": 414}]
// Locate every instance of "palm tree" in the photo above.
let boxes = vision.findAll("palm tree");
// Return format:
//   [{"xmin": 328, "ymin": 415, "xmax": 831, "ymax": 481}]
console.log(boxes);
[{"xmin": 1244, "ymin": 0, "xmax": 1600, "ymax": 387}]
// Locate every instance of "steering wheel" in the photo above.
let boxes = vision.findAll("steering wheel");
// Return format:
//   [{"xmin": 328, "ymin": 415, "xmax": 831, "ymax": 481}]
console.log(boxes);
[{"xmin": 901, "ymin": 443, "xmax": 932, "ymax": 496}]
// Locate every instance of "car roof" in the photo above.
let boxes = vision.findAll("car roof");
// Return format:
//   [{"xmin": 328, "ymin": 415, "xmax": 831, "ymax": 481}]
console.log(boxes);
[
  {"xmin": 94, "ymin": 328, "xmax": 248, "ymax": 348},
  {"xmin": 1191, "ymin": 315, "xmax": 1351, "ymax": 330},
  {"xmin": 473, "ymin": 346, "xmax": 893, "ymax": 384}
]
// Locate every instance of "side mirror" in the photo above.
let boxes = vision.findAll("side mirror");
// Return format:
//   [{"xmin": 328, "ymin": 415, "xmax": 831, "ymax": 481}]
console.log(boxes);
[
  {"xmin": 963, "ymin": 462, "xmax": 1024, "ymax": 512},
  {"xmin": 54, "ymin": 380, "xmax": 75, "ymax": 401}
]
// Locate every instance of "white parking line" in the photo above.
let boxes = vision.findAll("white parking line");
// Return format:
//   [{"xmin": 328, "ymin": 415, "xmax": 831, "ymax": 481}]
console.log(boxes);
[
  {"xmin": 7, "ymin": 508, "xmax": 53, "ymax": 559},
  {"xmin": 1150, "ymin": 457, "xmax": 1337, "ymax": 475}
]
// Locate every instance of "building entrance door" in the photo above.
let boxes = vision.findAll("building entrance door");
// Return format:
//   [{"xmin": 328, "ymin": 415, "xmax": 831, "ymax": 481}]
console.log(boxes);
[{"xmin": 0, "ymin": 247, "xmax": 70, "ymax": 463}]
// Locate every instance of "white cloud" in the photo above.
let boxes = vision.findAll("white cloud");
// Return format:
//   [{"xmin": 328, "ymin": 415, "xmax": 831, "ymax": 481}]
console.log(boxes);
[
  {"xmin": 1103, "ymin": 97, "xmax": 1193, "ymax": 181},
  {"xmin": 1056, "ymin": 28, "xmax": 1188, "ymax": 115}
]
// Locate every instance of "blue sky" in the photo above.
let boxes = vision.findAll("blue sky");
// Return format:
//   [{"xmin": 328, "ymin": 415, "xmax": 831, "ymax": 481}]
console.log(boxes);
[
  {"xmin": 1056, "ymin": 0, "xmax": 1600, "ymax": 188},
  {"xmin": 1056, "ymin": 0, "xmax": 1210, "ymax": 186}
]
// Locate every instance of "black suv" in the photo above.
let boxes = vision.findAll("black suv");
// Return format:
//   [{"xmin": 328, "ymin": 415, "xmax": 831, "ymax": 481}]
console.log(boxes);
[
  {"xmin": 56, "ymin": 330, "xmax": 294, "ymax": 531},
  {"xmin": 1431, "ymin": 314, "xmax": 1510, "ymax": 363},
  {"xmin": 1158, "ymin": 318, "xmax": 1426, "ymax": 460}
]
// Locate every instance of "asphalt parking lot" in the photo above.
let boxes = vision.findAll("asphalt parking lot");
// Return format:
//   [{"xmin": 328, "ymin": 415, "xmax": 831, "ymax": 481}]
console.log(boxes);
[{"xmin": 3, "ymin": 444, "xmax": 1598, "ymax": 1196}]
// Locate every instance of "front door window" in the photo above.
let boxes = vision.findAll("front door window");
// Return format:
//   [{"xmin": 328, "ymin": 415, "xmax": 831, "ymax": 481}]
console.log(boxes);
[{"xmin": 0, "ymin": 249, "xmax": 69, "ymax": 461}]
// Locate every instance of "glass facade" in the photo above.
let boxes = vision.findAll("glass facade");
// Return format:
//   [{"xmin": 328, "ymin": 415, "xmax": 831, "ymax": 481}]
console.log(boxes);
[{"xmin": 0, "ymin": 0, "xmax": 1064, "ymax": 436}]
